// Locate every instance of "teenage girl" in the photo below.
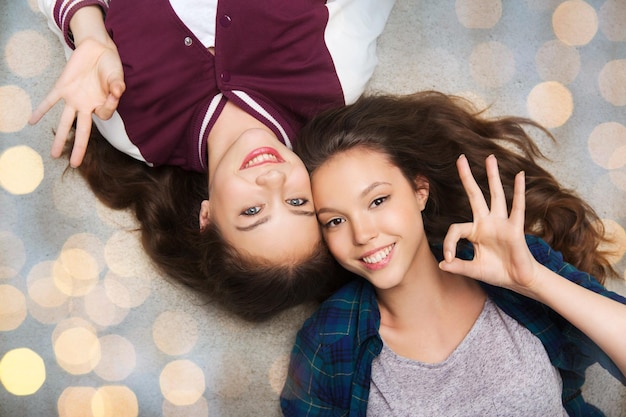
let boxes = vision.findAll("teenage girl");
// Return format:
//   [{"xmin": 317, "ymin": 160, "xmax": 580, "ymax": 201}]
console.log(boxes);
[
  {"xmin": 281, "ymin": 92, "xmax": 626, "ymax": 416},
  {"xmin": 30, "ymin": 0, "xmax": 395, "ymax": 320}
]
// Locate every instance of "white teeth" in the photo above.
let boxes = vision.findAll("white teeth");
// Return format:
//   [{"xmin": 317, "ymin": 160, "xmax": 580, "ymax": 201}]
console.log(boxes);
[
  {"xmin": 245, "ymin": 153, "xmax": 278, "ymax": 168},
  {"xmin": 362, "ymin": 245, "xmax": 393, "ymax": 264}
]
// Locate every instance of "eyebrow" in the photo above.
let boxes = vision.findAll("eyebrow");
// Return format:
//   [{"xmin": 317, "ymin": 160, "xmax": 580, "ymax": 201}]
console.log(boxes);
[
  {"xmin": 236, "ymin": 216, "xmax": 271, "ymax": 232},
  {"xmin": 317, "ymin": 181, "xmax": 390, "ymax": 215},
  {"xmin": 235, "ymin": 209, "xmax": 315, "ymax": 232}
]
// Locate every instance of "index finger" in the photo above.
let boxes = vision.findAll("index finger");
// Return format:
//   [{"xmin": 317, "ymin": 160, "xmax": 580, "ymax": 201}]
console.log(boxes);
[{"xmin": 29, "ymin": 90, "xmax": 61, "ymax": 125}]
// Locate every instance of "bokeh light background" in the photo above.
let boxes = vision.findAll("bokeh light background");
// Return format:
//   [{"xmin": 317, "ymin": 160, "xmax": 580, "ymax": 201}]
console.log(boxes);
[{"xmin": 1, "ymin": 0, "xmax": 625, "ymax": 416}]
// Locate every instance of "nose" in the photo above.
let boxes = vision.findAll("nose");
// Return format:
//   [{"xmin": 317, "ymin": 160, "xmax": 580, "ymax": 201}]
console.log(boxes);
[
  {"xmin": 255, "ymin": 169, "xmax": 287, "ymax": 188},
  {"xmin": 351, "ymin": 216, "xmax": 377, "ymax": 245}
]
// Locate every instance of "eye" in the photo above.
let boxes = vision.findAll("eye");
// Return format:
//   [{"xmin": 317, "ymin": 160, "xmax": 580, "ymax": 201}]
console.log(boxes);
[
  {"xmin": 323, "ymin": 218, "xmax": 345, "ymax": 229},
  {"xmin": 370, "ymin": 196, "xmax": 388, "ymax": 208},
  {"xmin": 286, "ymin": 198, "xmax": 308, "ymax": 206},
  {"xmin": 241, "ymin": 206, "xmax": 262, "ymax": 216}
]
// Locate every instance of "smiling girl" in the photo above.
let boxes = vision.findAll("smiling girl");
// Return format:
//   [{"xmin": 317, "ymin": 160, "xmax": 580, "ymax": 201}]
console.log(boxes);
[
  {"xmin": 31, "ymin": 0, "xmax": 395, "ymax": 320},
  {"xmin": 281, "ymin": 92, "xmax": 626, "ymax": 416}
]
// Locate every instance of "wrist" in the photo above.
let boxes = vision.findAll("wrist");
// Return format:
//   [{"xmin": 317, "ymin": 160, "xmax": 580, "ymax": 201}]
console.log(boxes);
[
  {"xmin": 70, "ymin": 6, "xmax": 111, "ymax": 47},
  {"xmin": 515, "ymin": 261, "xmax": 553, "ymax": 302}
]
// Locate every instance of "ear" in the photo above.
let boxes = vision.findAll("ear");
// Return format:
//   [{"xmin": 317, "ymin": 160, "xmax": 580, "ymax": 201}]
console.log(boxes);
[
  {"xmin": 199, "ymin": 200, "xmax": 211, "ymax": 231},
  {"xmin": 413, "ymin": 176, "xmax": 429, "ymax": 211}
]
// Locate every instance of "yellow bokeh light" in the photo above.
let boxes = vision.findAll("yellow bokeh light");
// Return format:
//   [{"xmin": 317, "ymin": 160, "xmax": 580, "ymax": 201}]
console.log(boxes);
[
  {"xmin": 0, "ymin": 145, "xmax": 44, "ymax": 195},
  {"xmin": 608, "ymin": 168, "xmax": 626, "ymax": 194},
  {"xmin": 58, "ymin": 386, "xmax": 96, "ymax": 417},
  {"xmin": 597, "ymin": 219, "xmax": 626, "ymax": 265},
  {"xmin": 53, "ymin": 248, "xmax": 100, "ymax": 297},
  {"xmin": 159, "ymin": 360, "xmax": 205, "ymax": 406},
  {"xmin": 598, "ymin": 0, "xmax": 626, "ymax": 42},
  {"xmin": 0, "ymin": 231, "xmax": 26, "ymax": 279},
  {"xmin": 27, "ymin": 261, "xmax": 69, "ymax": 308},
  {"xmin": 534, "ymin": 40, "xmax": 580, "ymax": 84},
  {"xmin": 5, "ymin": 30, "xmax": 50, "ymax": 78},
  {"xmin": 0, "ymin": 348, "xmax": 46, "ymax": 395},
  {"xmin": 152, "ymin": 311, "xmax": 199, "ymax": 356},
  {"xmin": 455, "ymin": 0, "xmax": 502, "ymax": 29},
  {"xmin": 598, "ymin": 59, "xmax": 626, "ymax": 107},
  {"xmin": 527, "ymin": 81, "xmax": 573, "ymax": 128},
  {"xmin": 104, "ymin": 230, "xmax": 156, "ymax": 278},
  {"xmin": 608, "ymin": 147, "xmax": 626, "ymax": 172},
  {"xmin": 269, "ymin": 354, "xmax": 289, "ymax": 395},
  {"xmin": 0, "ymin": 86, "xmax": 31, "ymax": 133},
  {"xmin": 94, "ymin": 335, "xmax": 136, "ymax": 382},
  {"xmin": 53, "ymin": 326, "xmax": 101, "ymax": 375},
  {"xmin": 588, "ymin": 122, "xmax": 626, "ymax": 170},
  {"xmin": 62, "ymin": 233, "xmax": 106, "ymax": 271},
  {"xmin": 103, "ymin": 270, "xmax": 151, "ymax": 309},
  {"xmin": 84, "ymin": 284, "xmax": 129, "ymax": 327},
  {"xmin": 552, "ymin": 0, "xmax": 598, "ymax": 46},
  {"xmin": 92, "ymin": 386, "xmax": 139, "ymax": 417},
  {"xmin": 26, "ymin": 261, "xmax": 71, "ymax": 325},
  {"xmin": 0, "ymin": 285, "xmax": 27, "ymax": 331}
]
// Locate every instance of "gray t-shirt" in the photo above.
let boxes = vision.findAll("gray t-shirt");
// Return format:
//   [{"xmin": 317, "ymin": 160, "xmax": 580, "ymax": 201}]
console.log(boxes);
[{"xmin": 367, "ymin": 298, "xmax": 567, "ymax": 416}]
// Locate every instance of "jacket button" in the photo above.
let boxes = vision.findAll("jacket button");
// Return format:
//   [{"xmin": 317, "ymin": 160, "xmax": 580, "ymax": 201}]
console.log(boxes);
[
  {"xmin": 184, "ymin": 37, "xmax": 193, "ymax": 46},
  {"xmin": 221, "ymin": 71, "xmax": 231, "ymax": 82},
  {"xmin": 219, "ymin": 14, "xmax": 232, "ymax": 27}
]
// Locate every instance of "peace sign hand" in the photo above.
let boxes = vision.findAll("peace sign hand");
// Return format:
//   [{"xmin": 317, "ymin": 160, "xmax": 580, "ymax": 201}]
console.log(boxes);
[
  {"xmin": 29, "ymin": 37, "xmax": 125, "ymax": 168},
  {"xmin": 439, "ymin": 154, "xmax": 540, "ymax": 295}
]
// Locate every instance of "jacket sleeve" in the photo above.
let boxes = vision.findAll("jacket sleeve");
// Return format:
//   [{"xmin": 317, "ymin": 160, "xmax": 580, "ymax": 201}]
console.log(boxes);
[
  {"xmin": 38, "ymin": 0, "xmax": 109, "ymax": 56},
  {"xmin": 324, "ymin": 0, "xmax": 396, "ymax": 104}
]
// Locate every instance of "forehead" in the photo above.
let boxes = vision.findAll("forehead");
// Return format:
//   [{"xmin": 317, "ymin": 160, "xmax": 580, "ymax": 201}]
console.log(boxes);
[
  {"xmin": 310, "ymin": 148, "xmax": 410, "ymax": 208},
  {"xmin": 312, "ymin": 148, "xmax": 395, "ymax": 183}
]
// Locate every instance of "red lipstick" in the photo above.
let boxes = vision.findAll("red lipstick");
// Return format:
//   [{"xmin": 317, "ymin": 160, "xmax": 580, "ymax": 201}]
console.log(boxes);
[{"xmin": 240, "ymin": 147, "xmax": 284, "ymax": 169}]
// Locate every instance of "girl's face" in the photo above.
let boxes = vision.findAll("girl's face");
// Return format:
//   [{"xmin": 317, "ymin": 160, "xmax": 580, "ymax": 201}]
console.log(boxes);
[
  {"xmin": 311, "ymin": 147, "xmax": 430, "ymax": 289},
  {"xmin": 204, "ymin": 128, "xmax": 320, "ymax": 263}
]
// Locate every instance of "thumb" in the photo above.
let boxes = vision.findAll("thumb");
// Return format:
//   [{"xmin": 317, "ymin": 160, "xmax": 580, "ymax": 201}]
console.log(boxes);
[
  {"xmin": 109, "ymin": 78, "xmax": 125, "ymax": 99},
  {"xmin": 95, "ymin": 91, "xmax": 122, "ymax": 120}
]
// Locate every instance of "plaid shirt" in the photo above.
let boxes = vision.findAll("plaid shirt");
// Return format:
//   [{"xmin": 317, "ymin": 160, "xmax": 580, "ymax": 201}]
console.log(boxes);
[{"xmin": 281, "ymin": 235, "xmax": 626, "ymax": 417}]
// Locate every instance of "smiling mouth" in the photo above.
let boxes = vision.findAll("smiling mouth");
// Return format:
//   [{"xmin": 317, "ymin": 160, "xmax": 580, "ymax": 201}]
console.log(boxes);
[
  {"xmin": 361, "ymin": 244, "xmax": 395, "ymax": 265},
  {"xmin": 241, "ymin": 147, "xmax": 284, "ymax": 169}
]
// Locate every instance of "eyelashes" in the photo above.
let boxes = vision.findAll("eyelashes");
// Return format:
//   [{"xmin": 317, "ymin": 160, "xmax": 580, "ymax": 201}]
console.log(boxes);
[{"xmin": 241, "ymin": 198, "xmax": 309, "ymax": 216}]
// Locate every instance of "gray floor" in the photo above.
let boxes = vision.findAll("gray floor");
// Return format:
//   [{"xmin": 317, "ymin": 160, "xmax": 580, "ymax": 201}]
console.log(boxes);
[{"xmin": 1, "ymin": 0, "xmax": 625, "ymax": 416}]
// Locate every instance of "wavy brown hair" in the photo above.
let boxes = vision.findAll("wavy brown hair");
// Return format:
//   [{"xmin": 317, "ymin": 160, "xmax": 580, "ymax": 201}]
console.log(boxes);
[
  {"xmin": 68, "ymin": 128, "xmax": 349, "ymax": 321},
  {"xmin": 295, "ymin": 91, "xmax": 617, "ymax": 282}
]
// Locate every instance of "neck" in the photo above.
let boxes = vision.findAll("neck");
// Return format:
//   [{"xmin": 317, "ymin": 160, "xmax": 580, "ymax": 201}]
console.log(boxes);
[
  {"xmin": 375, "ymin": 249, "xmax": 486, "ymax": 363},
  {"xmin": 376, "ymin": 249, "xmax": 482, "ymax": 327}
]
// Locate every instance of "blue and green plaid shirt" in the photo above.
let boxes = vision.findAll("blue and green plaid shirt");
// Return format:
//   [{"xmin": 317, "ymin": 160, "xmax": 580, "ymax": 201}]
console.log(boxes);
[{"xmin": 281, "ymin": 235, "xmax": 626, "ymax": 416}]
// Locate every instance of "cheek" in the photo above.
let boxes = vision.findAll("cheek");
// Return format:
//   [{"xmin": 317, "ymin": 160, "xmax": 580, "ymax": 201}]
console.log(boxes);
[
  {"xmin": 209, "ymin": 179, "xmax": 248, "ymax": 216},
  {"xmin": 323, "ymin": 231, "xmax": 349, "ymax": 263},
  {"xmin": 291, "ymin": 163, "xmax": 311, "ymax": 182}
]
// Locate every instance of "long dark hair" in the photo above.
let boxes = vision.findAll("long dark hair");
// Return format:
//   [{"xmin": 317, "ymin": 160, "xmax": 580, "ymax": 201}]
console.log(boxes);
[
  {"xmin": 69, "ymin": 128, "xmax": 349, "ymax": 321},
  {"xmin": 295, "ymin": 91, "xmax": 617, "ymax": 282}
]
